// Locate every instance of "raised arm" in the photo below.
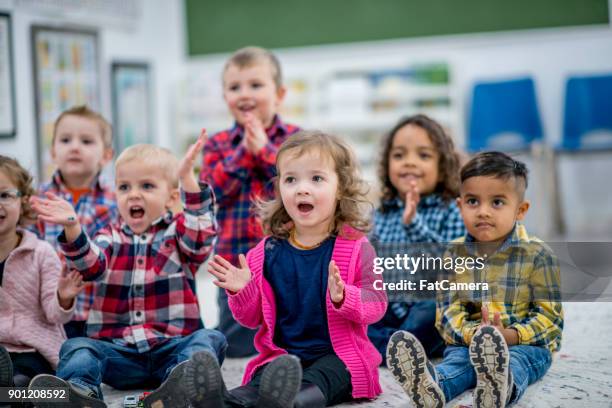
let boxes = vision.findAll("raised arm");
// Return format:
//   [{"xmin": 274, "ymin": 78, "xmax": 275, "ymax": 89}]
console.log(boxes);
[{"xmin": 175, "ymin": 130, "xmax": 217, "ymax": 267}]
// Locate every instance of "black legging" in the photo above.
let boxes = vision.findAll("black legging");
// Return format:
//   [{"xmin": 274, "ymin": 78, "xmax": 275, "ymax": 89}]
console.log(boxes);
[{"xmin": 10, "ymin": 352, "xmax": 54, "ymax": 379}]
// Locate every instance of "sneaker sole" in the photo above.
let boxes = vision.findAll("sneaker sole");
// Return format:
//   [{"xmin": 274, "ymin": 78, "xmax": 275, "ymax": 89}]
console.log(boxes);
[
  {"xmin": 181, "ymin": 351, "xmax": 225, "ymax": 408},
  {"xmin": 469, "ymin": 326, "xmax": 510, "ymax": 408},
  {"xmin": 0, "ymin": 346, "xmax": 12, "ymax": 387},
  {"xmin": 386, "ymin": 331, "xmax": 445, "ymax": 408},
  {"xmin": 142, "ymin": 361, "xmax": 190, "ymax": 408},
  {"xmin": 256, "ymin": 355, "xmax": 302, "ymax": 408},
  {"xmin": 29, "ymin": 374, "xmax": 106, "ymax": 408}
]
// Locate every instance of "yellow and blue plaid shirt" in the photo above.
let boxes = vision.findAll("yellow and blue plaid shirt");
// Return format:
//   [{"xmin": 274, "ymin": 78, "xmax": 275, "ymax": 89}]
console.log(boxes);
[{"xmin": 436, "ymin": 224, "xmax": 563, "ymax": 352}]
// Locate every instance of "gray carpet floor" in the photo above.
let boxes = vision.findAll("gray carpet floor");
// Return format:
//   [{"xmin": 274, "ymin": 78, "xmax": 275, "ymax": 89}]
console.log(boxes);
[{"xmin": 101, "ymin": 302, "xmax": 612, "ymax": 407}]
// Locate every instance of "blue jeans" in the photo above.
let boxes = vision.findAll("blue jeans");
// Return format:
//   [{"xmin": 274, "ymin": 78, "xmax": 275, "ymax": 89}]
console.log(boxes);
[
  {"xmin": 435, "ymin": 345, "xmax": 552, "ymax": 404},
  {"xmin": 368, "ymin": 300, "xmax": 445, "ymax": 363},
  {"xmin": 56, "ymin": 329, "xmax": 227, "ymax": 399}
]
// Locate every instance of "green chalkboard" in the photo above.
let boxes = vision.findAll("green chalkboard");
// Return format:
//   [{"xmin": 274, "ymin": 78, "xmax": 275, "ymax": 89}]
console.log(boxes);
[{"xmin": 185, "ymin": 0, "xmax": 609, "ymax": 56}]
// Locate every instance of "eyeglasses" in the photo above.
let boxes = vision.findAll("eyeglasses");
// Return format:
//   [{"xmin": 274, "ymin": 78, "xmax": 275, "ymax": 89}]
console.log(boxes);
[{"xmin": 0, "ymin": 189, "xmax": 22, "ymax": 205}]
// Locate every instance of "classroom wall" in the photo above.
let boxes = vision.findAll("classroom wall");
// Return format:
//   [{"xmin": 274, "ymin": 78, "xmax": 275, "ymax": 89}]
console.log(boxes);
[
  {"xmin": 1, "ymin": 0, "xmax": 611, "ymax": 235},
  {"xmin": 183, "ymin": 21, "xmax": 612, "ymax": 237},
  {"xmin": 0, "ymin": 0, "xmax": 186, "ymax": 179},
  {"xmin": 185, "ymin": 25, "xmax": 612, "ymax": 150}
]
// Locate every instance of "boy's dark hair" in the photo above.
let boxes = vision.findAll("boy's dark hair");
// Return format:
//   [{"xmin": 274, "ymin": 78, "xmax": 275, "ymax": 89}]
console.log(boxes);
[
  {"xmin": 223, "ymin": 46, "xmax": 283, "ymax": 89},
  {"xmin": 378, "ymin": 114, "xmax": 461, "ymax": 209},
  {"xmin": 460, "ymin": 151, "xmax": 528, "ymax": 196}
]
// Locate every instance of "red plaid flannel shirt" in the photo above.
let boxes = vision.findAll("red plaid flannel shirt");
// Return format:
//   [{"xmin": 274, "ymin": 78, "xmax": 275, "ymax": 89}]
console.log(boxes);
[
  {"xmin": 59, "ymin": 184, "xmax": 216, "ymax": 352},
  {"xmin": 199, "ymin": 115, "xmax": 300, "ymax": 264}
]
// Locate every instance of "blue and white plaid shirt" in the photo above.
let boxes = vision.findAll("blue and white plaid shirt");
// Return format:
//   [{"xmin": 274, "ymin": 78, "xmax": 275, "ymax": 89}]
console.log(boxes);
[
  {"xmin": 372, "ymin": 194, "xmax": 466, "ymax": 318},
  {"xmin": 373, "ymin": 194, "xmax": 465, "ymax": 244},
  {"xmin": 34, "ymin": 170, "xmax": 118, "ymax": 321}
]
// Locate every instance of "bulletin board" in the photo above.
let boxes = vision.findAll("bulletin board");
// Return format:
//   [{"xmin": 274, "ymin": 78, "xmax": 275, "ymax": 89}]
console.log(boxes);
[
  {"xmin": 31, "ymin": 25, "xmax": 100, "ymax": 180},
  {"xmin": 185, "ymin": 0, "xmax": 610, "ymax": 55}
]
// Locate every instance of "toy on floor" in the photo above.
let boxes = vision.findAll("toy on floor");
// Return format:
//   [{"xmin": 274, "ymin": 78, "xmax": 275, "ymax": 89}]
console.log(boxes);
[{"xmin": 123, "ymin": 392, "xmax": 151, "ymax": 407}]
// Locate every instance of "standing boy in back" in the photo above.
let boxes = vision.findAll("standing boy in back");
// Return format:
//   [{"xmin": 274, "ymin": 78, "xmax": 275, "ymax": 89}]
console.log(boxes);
[
  {"xmin": 200, "ymin": 46, "xmax": 300, "ymax": 357},
  {"xmin": 36, "ymin": 105, "xmax": 118, "ymax": 338}
]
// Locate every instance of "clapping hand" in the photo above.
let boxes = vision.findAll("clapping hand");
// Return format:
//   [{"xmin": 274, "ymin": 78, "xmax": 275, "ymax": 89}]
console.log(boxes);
[
  {"xmin": 207, "ymin": 254, "xmax": 252, "ymax": 293},
  {"xmin": 402, "ymin": 180, "xmax": 420, "ymax": 225},
  {"xmin": 328, "ymin": 260, "xmax": 345, "ymax": 305},
  {"xmin": 57, "ymin": 269, "xmax": 84, "ymax": 310},
  {"xmin": 243, "ymin": 112, "xmax": 268, "ymax": 154}
]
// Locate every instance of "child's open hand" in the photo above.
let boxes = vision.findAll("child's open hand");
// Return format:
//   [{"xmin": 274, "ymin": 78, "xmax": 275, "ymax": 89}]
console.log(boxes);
[
  {"xmin": 30, "ymin": 193, "xmax": 79, "ymax": 227},
  {"xmin": 243, "ymin": 112, "xmax": 268, "ymax": 154},
  {"xmin": 178, "ymin": 128, "xmax": 207, "ymax": 192},
  {"xmin": 402, "ymin": 180, "xmax": 420, "ymax": 225},
  {"xmin": 480, "ymin": 304, "xmax": 519, "ymax": 346},
  {"xmin": 480, "ymin": 304, "xmax": 503, "ymax": 328},
  {"xmin": 328, "ymin": 260, "xmax": 345, "ymax": 305},
  {"xmin": 57, "ymin": 269, "xmax": 84, "ymax": 309},
  {"xmin": 207, "ymin": 254, "xmax": 252, "ymax": 293}
]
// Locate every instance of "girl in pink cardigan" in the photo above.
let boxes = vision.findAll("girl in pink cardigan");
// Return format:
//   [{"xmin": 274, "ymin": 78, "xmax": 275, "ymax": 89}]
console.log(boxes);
[
  {"xmin": 192, "ymin": 131, "xmax": 387, "ymax": 408},
  {"xmin": 0, "ymin": 156, "xmax": 82, "ymax": 388}
]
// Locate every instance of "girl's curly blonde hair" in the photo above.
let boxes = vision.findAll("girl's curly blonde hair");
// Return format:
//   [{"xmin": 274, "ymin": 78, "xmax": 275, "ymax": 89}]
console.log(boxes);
[
  {"xmin": 257, "ymin": 130, "xmax": 372, "ymax": 238},
  {"xmin": 0, "ymin": 155, "xmax": 37, "ymax": 226}
]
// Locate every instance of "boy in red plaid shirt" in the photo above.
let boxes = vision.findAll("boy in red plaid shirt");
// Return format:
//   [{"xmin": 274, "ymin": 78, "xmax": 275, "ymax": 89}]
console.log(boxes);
[
  {"xmin": 200, "ymin": 46, "xmax": 300, "ymax": 357},
  {"xmin": 29, "ymin": 132, "xmax": 226, "ymax": 408}
]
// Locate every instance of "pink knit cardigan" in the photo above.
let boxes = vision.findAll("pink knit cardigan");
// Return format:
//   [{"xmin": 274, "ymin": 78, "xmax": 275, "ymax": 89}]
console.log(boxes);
[
  {"xmin": 228, "ymin": 227, "xmax": 387, "ymax": 399},
  {"xmin": 0, "ymin": 229, "xmax": 74, "ymax": 368}
]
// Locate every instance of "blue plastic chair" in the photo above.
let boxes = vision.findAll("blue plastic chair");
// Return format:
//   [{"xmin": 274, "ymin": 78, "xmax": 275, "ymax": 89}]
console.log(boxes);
[
  {"xmin": 561, "ymin": 74, "xmax": 612, "ymax": 151},
  {"xmin": 467, "ymin": 77, "xmax": 543, "ymax": 152}
]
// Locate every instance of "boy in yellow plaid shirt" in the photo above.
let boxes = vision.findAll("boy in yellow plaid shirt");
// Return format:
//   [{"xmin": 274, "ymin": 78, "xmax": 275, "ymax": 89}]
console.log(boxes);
[{"xmin": 386, "ymin": 151, "xmax": 563, "ymax": 408}]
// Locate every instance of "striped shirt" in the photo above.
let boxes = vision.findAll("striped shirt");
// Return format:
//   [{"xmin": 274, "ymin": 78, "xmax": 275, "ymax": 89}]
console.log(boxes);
[
  {"xmin": 35, "ymin": 170, "xmax": 118, "ymax": 321},
  {"xmin": 436, "ymin": 224, "xmax": 564, "ymax": 352},
  {"xmin": 199, "ymin": 115, "xmax": 300, "ymax": 265},
  {"xmin": 58, "ymin": 184, "xmax": 217, "ymax": 352}
]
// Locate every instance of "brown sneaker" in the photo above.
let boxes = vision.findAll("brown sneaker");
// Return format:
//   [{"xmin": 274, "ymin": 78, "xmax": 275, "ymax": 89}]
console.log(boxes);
[
  {"xmin": 142, "ymin": 361, "xmax": 190, "ymax": 408},
  {"xmin": 256, "ymin": 355, "xmax": 302, "ymax": 408},
  {"xmin": 182, "ymin": 351, "xmax": 226, "ymax": 408},
  {"xmin": 29, "ymin": 374, "xmax": 106, "ymax": 408}
]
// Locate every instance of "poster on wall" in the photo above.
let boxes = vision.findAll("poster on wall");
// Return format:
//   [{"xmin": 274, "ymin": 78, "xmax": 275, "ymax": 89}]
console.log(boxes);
[
  {"xmin": 111, "ymin": 62, "xmax": 153, "ymax": 151},
  {"xmin": 31, "ymin": 25, "xmax": 100, "ymax": 180},
  {"xmin": 0, "ymin": 13, "xmax": 17, "ymax": 138}
]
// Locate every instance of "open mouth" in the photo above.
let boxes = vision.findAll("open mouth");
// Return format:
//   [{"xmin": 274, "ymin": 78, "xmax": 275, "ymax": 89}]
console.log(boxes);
[
  {"xmin": 238, "ymin": 102, "xmax": 256, "ymax": 113},
  {"xmin": 129, "ymin": 206, "xmax": 145, "ymax": 219},
  {"xmin": 297, "ymin": 203, "xmax": 314, "ymax": 213}
]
